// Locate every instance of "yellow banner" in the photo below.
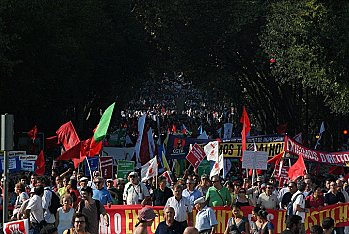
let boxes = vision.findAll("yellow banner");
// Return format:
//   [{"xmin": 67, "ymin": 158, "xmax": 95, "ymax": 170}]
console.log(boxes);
[{"xmin": 219, "ymin": 142, "xmax": 284, "ymax": 158}]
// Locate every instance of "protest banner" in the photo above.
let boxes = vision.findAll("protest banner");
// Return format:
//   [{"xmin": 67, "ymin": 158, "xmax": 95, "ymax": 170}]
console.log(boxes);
[
  {"xmin": 100, "ymin": 156, "xmax": 113, "ymax": 179},
  {"xmin": 286, "ymin": 136, "xmax": 349, "ymax": 165},
  {"xmin": 3, "ymin": 219, "xmax": 29, "ymax": 234},
  {"xmin": 186, "ymin": 143, "xmax": 206, "ymax": 169},
  {"xmin": 116, "ymin": 160, "xmax": 135, "ymax": 179},
  {"xmin": 100, "ymin": 203, "xmax": 349, "ymax": 234}
]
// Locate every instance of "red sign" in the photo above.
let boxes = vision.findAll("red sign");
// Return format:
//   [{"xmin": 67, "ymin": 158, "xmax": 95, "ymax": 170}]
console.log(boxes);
[
  {"xmin": 100, "ymin": 156, "xmax": 113, "ymax": 179},
  {"xmin": 3, "ymin": 219, "xmax": 29, "ymax": 234},
  {"xmin": 99, "ymin": 203, "xmax": 349, "ymax": 234},
  {"xmin": 186, "ymin": 143, "xmax": 206, "ymax": 169},
  {"xmin": 274, "ymin": 164, "xmax": 290, "ymax": 187}
]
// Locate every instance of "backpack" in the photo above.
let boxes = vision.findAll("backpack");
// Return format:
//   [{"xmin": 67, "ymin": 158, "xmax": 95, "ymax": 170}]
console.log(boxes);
[
  {"xmin": 45, "ymin": 188, "xmax": 62, "ymax": 214},
  {"xmin": 286, "ymin": 193, "xmax": 304, "ymax": 218}
]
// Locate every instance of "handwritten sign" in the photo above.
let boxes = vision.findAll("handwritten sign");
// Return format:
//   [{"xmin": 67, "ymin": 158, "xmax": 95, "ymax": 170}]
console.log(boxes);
[
  {"xmin": 186, "ymin": 143, "xmax": 206, "ymax": 169},
  {"xmin": 242, "ymin": 151, "xmax": 268, "ymax": 170}
]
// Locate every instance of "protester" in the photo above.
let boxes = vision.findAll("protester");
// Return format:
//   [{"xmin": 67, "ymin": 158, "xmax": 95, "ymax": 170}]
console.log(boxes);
[
  {"xmin": 67, "ymin": 179, "xmax": 80, "ymax": 209},
  {"xmin": 256, "ymin": 183, "xmax": 278, "ymax": 210},
  {"xmin": 155, "ymin": 206, "xmax": 185, "ymax": 234},
  {"xmin": 289, "ymin": 181, "xmax": 307, "ymax": 234},
  {"xmin": 152, "ymin": 176, "xmax": 173, "ymax": 206},
  {"xmin": 224, "ymin": 204, "xmax": 250, "ymax": 234},
  {"xmin": 78, "ymin": 187, "xmax": 109, "ymax": 234},
  {"xmin": 194, "ymin": 197, "xmax": 218, "ymax": 234},
  {"xmin": 206, "ymin": 175, "xmax": 231, "ymax": 207},
  {"xmin": 183, "ymin": 227, "xmax": 199, "ymax": 234},
  {"xmin": 63, "ymin": 213, "xmax": 91, "ymax": 234},
  {"xmin": 182, "ymin": 179, "xmax": 202, "ymax": 206},
  {"xmin": 256, "ymin": 210, "xmax": 274, "ymax": 234},
  {"xmin": 11, "ymin": 182, "xmax": 29, "ymax": 221},
  {"xmin": 310, "ymin": 225, "xmax": 324, "ymax": 234},
  {"xmin": 17, "ymin": 187, "xmax": 35, "ymax": 220},
  {"xmin": 54, "ymin": 176, "xmax": 63, "ymax": 194},
  {"xmin": 56, "ymin": 194, "xmax": 75, "ymax": 234},
  {"xmin": 305, "ymin": 186, "xmax": 324, "ymax": 209},
  {"xmin": 106, "ymin": 178, "xmax": 118, "ymax": 204},
  {"xmin": 123, "ymin": 172, "xmax": 151, "ymax": 205},
  {"xmin": 324, "ymin": 180, "xmax": 345, "ymax": 206},
  {"xmin": 197, "ymin": 174, "xmax": 211, "ymax": 196},
  {"xmin": 92, "ymin": 176, "xmax": 112, "ymax": 207},
  {"xmin": 281, "ymin": 215, "xmax": 302, "ymax": 234},
  {"xmin": 235, "ymin": 188, "xmax": 252, "ymax": 207},
  {"xmin": 250, "ymin": 207, "xmax": 262, "ymax": 234},
  {"xmin": 114, "ymin": 178, "xmax": 125, "ymax": 205},
  {"xmin": 165, "ymin": 184, "xmax": 193, "ymax": 229},
  {"xmin": 321, "ymin": 217, "xmax": 335, "ymax": 234},
  {"xmin": 58, "ymin": 177, "xmax": 69, "ymax": 197},
  {"xmin": 133, "ymin": 207, "xmax": 157, "ymax": 234},
  {"xmin": 25, "ymin": 186, "xmax": 45, "ymax": 234},
  {"xmin": 78, "ymin": 177, "xmax": 89, "ymax": 192}
]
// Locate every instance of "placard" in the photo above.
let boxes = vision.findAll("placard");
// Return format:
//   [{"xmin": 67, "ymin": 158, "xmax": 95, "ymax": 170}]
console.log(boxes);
[
  {"xmin": 186, "ymin": 143, "xmax": 206, "ymax": 169},
  {"xmin": 242, "ymin": 151, "xmax": 268, "ymax": 170},
  {"xmin": 117, "ymin": 160, "xmax": 135, "ymax": 179}
]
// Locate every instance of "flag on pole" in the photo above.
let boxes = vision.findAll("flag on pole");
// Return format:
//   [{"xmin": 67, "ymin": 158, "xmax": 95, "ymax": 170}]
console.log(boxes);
[
  {"xmin": 294, "ymin": 132, "xmax": 303, "ymax": 144},
  {"xmin": 288, "ymin": 154, "xmax": 306, "ymax": 181},
  {"xmin": 315, "ymin": 121, "xmax": 325, "ymax": 149},
  {"xmin": 209, "ymin": 153, "xmax": 224, "ymax": 179},
  {"xmin": 56, "ymin": 121, "xmax": 80, "ymax": 151},
  {"xmin": 35, "ymin": 150, "xmax": 45, "ymax": 175},
  {"xmin": 93, "ymin": 102, "xmax": 115, "ymax": 142},
  {"xmin": 240, "ymin": 106, "xmax": 251, "ymax": 157},
  {"xmin": 160, "ymin": 171, "xmax": 173, "ymax": 186},
  {"xmin": 135, "ymin": 114, "xmax": 146, "ymax": 167},
  {"xmin": 223, "ymin": 123, "xmax": 233, "ymax": 140},
  {"xmin": 147, "ymin": 127, "xmax": 156, "ymax": 158},
  {"xmin": 204, "ymin": 141, "xmax": 219, "ymax": 161},
  {"xmin": 141, "ymin": 157, "xmax": 158, "ymax": 182}
]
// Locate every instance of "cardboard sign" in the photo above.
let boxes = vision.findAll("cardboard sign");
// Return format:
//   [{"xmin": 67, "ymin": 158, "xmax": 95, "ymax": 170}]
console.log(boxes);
[
  {"xmin": 186, "ymin": 143, "xmax": 206, "ymax": 169},
  {"xmin": 3, "ymin": 218, "xmax": 29, "ymax": 234},
  {"xmin": 117, "ymin": 160, "xmax": 135, "ymax": 179},
  {"xmin": 100, "ymin": 156, "xmax": 113, "ymax": 179},
  {"xmin": 242, "ymin": 151, "xmax": 268, "ymax": 170}
]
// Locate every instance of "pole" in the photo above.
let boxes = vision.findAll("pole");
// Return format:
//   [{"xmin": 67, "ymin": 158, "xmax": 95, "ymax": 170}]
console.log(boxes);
[{"xmin": 1, "ymin": 114, "xmax": 14, "ymax": 224}]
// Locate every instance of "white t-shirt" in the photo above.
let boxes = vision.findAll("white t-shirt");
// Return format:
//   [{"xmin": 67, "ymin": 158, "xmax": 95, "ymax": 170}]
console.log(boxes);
[
  {"xmin": 123, "ymin": 182, "xmax": 150, "ymax": 205},
  {"xmin": 291, "ymin": 191, "xmax": 305, "ymax": 223},
  {"xmin": 27, "ymin": 195, "xmax": 44, "ymax": 223}
]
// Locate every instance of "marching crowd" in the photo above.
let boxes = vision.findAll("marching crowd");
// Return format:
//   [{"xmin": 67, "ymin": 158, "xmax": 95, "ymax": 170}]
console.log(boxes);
[{"xmin": 1, "ymin": 167, "xmax": 348, "ymax": 234}]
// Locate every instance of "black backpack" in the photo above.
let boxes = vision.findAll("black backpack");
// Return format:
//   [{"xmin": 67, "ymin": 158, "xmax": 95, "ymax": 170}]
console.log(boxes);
[
  {"xmin": 286, "ymin": 193, "xmax": 304, "ymax": 218},
  {"xmin": 45, "ymin": 188, "xmax": 62, "ymax": 214}
]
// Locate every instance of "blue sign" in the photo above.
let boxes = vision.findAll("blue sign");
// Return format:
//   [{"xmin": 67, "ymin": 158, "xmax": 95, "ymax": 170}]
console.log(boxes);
[
  {"xmin": 85, "ymin": 157, "xmax": 99, "ymax": 176},
  {"xmin": 0, "ymin": 156, "xmax": 21, "ymax": 173}
]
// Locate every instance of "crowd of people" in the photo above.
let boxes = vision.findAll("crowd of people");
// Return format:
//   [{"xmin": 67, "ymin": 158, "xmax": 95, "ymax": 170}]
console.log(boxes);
[
  {"xmin": 109, "ymin": 76, "xmax": 239, "ymax": 147},
  {"xmin": 1, "ymin": 166, "xmax": 348, "ymax": 234}
]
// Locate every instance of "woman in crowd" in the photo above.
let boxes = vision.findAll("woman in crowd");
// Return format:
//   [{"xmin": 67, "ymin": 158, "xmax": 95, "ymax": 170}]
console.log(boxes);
[
  {"xmin": 224, "ymin": 204, "xmax": 250, "ymax": 234},
  {"xmin": 235, "ymin": 188, "xmax": 252, "ymax": 207},
  {"xmin": 250, "ymin": 207, "xmax": 263, "ymax": 234},
  {"xmin": 11, "ymin": 183, "xmax": 29, "ymax": 221},
  {"xmin": 133, "ymin": 207, "xmax": 157, "ymax": 234},
  {"xmin": 56, "ymin": 194, "xmax": 75, "ymax": 234},
  {"xmin": 63, "ymin": 213, "xmax": 90, "ymax": 234},
  {"xmin": 257, "ymin": 210, "xmax": 274, "ymax": 234},
  {"xmin": 305, "ymin": 185, "xmax": 324, "ymax": 209}
]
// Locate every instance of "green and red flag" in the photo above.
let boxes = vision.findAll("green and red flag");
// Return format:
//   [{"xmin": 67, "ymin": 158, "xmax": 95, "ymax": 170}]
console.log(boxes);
[{"xmin": 93, "ymin": 102, "xmax": 115, "ymax": 142}]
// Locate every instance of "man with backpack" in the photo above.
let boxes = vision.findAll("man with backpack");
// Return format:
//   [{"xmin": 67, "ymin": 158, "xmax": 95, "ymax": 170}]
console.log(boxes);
[
  {"xmin": 78, "ymin": 186, "xmax": 109, "ymax": 234},
  {"xmin": 37, "ymin": 176, "xmax": 59, "ymax": 233},
  {"xmin": 287, "ymin": 181, "xmax": 308, "ymax": 234}
]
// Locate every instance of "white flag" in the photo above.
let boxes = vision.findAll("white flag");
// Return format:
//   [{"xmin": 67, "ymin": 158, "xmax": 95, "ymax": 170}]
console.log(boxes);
[
  {"xmin": 210, "ymin": 153, "xmax": 224, "ymax": 179},
  {"xmin": 204, "ymin": 141, "xmax": 219, "ymax": 161},
  {"xmin": 141, "ymin": 157, "xmax": 158, "ymax": 182},
  {"xmin": 223, "ymin": 123, "xmax": 233, "ymax": 139}
]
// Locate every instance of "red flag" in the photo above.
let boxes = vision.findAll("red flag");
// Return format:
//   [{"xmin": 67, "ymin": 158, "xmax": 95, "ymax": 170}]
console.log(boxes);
[
  {"xmin": 81, "ymin": 137, "xmax": 102, "ymax": 157},
  {"xmin": 288, "ymin": 154, "xmax": 306, "ymax": 181},
  {"xmin": 35, "ymin": 150, "xmax": 45, "ymax": 175},
  {"xmin": 240, "ymin": 106, "xmax": 251, "ymax": 156},
  {"xmin": 45, "ymin": 136, "xmax": 60, "ymax": 149},
  {"xmin": 28, "ymin": 125, "xmax": 37, "ymax": 141},
  {"xmin": 267, "ymin": 152, "xmax": 284, "ymax": 164},
  {"xmin": 56, "ymin": 142, "xmax": 82, "ymax": 160},
  {"xmin": 171, "ymin": 124, "xmax": 177, "ymax": 133},
  {"xmin": 139, "ymin": 125, "xmax": 151, "ymax": 165},
  {"xmin": 56, "ymin": 121, "xmax": 80, "ymax": 151}
]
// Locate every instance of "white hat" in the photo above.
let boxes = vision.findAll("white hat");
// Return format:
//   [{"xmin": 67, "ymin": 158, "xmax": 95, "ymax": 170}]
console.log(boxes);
[
  {"xmin": 194, "ymin": 197, "xmax": 206, "ymax": 205},
  {"xmin": 79, "ymin": 177, "xmax": 89, "ymax": 182},
  {"xmin": 30, "ymin": 187, "xmax": 35, "ymax": 193},
  {"xmin": 129, "ymin": 172, "xmax": 138, "ymax": 177}
]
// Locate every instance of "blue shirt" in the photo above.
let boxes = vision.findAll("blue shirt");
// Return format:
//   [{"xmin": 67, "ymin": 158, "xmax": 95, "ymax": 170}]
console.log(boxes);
[
  {"xmin": 195, "ymin": 206, "xmax": 218, "ymax": 232},
  {"xmin": 155, "ymin": 220, "xmax": 185, "ymax": 234},
  {"xmin": 93, "ymin": 187, "xmax": 113, "ymax": 205},
  {"xmin": 182, "ymin": 189, "xmax": 202, "ymax": 205}
]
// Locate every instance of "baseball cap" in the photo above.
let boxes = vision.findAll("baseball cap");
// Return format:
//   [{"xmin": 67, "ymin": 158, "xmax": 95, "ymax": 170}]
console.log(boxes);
[
  {"xmin": 139, "ymin": 207, "xmax": 157, "ymax": 221},
  {"xmin": 201, "ymin": 174, "xmax": 208, "ymax": 179},
  {"xmin": 79, "ymin": 177, "xmax": 89, "ymax": 182},
  {"xmin": 30, "ymin": 187, "xmax": 36, "ymax": 194},
  {"xmin": 106, "ymin": 179, "xmax": 113, "ymax": 183},
  {"xmin": 129, "ymin": 172, "xmax": 138, "ymax": 177},
  {"xmin": 194, "ymin": 197, "xmax": 206, "ymax": 205}
]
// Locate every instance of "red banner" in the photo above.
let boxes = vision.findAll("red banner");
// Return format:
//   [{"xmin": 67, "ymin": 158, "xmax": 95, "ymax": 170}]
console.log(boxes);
[
  {"xmin": 186, "ymin": 143, "xmax": 206, "ymax": 169},
  {"xmin": 285, "ymin": 136, "xmax": 349, "ymax": 165},
  {"xmin": 100, "ymin": 203, "xmax": 349, "ymax": 234}
]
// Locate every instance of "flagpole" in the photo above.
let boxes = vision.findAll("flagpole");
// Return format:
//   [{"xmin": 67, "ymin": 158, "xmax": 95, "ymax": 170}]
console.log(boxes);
[{"xmin": 86, "ymin": 157, "xmax": 93, "ymax": 181}]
